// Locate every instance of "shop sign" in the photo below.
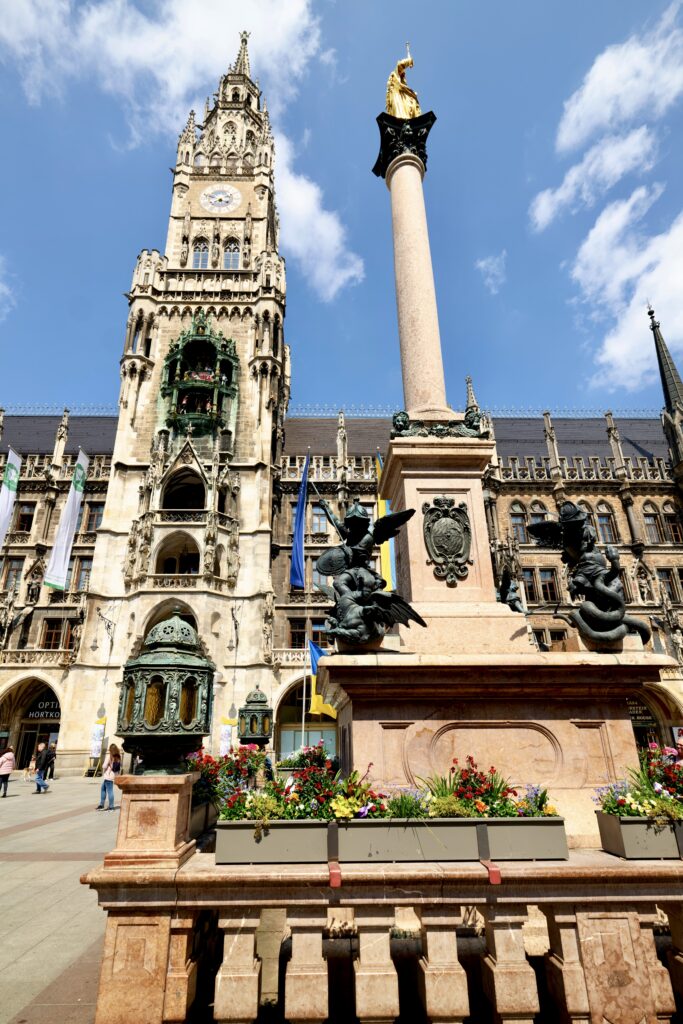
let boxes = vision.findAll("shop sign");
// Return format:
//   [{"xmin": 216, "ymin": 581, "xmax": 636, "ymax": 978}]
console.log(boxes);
[
  {"xmin": 26, "ymin": 698, "xmax": 61, "ymax": 721},
  {"xmin": 627, "ymin": 697, "xmax": 656, "ymax": 727}
]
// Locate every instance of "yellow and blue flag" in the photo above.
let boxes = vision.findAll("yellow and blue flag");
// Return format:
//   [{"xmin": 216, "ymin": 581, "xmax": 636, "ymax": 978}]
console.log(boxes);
[
  {"xmin": 308, "ymin": 640, "xmax": 337, "ymax": 718},
  {"xmin": 290, "ymin": 452, "xmax": 310, "ymax": 588},
  {"xmin": 375, "ymin": 451, "xmax": 395, "ymax": 591}
]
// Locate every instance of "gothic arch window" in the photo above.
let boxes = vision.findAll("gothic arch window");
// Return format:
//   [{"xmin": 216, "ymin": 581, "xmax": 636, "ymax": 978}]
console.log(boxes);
[
  {"xmin": 245, "ymin": 130, "xmax": 256, "ymax": 148},
  {"xmin": 528, "ymin": 501, "xmax": 548, "ymax": 526},
  {"xmin": 154, "ymin": 532, "xmax": 200, "ymax": 576},
  {"xmin": 232, "ymin": 89, "xmax": 240, "ymax": 101},
  {"xmin": 224, "ymin": 121, "xmax": 237, "ymax": 146},
  {"xmin": 144, "ymin": 601, "xmax": 197, "ymax": 638},
  {"xmin": 509, "ymin": 502, "xmax": 528, "ymax": 544},
  {"xmin": 663, "ymin": 501, "xmax": 683, "ymax": 543},
  {"xmin": 596, "ymin": 502, "xmax": 618, "ymax": 544},
  {"xmin": 210, "ymin": 152, "xmax": 221, "ymax": 167},
  {"xmin": 223, "ymin": 240, "xmax": 240, "ymax": 270},
  {"xmin": 273, "ymin": 316, "xmax": 281, "ymax": 357},
  {"xmin": 192, "ymin": 239, "xmax": 209, "ymax": 270},
  {"xmin": 578, "ymin": 501, "xmax": 597, "ymax": 535},
  {"xmin": 194, "ymin": 152, "xmax": 206, "ymax": 167},
  {"xmin": 643, "ymin": 502, "xmax": 664, "ymax": 544}
]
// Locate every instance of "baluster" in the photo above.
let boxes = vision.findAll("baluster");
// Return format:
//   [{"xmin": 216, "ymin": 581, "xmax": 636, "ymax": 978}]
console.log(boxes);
[
  {"xmin": 214, "ymin": 909, "xmax": 261, "ymax": 1024},
  {"xmin": 417, "ymin": 907, "xmax": 469, "ymax": 1023},
  {"xmin": 353, "ymin": 905, "xmax": 399, "ymax": 1024},
  {"xmin": 162, "ymin": 911, "xmax": 197, "ymax": 1022},
  {"xmin": 541, "ymin": 906, "xmax": 590, "ymax": 1022},
  {"xmin": 481, "ymin": 903, "xmax": 539, "ymax": 1024},
  {"xmin": 284, "ymin": 906, "xmax": 328, "ymax": 1023}
]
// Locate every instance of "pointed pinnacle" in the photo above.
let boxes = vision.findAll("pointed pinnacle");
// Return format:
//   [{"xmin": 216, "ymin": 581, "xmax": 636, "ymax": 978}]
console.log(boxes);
[
  {"xmin": 465, "ymin": 375, "xmax": 479, "ymax": 410},
  {"xmin": 234, "ymin": 30, "xmax": 251, "ymax": 77},
  {"xmin": 648, "ymin": 306, "xmax": 683, "ymax": 413}
]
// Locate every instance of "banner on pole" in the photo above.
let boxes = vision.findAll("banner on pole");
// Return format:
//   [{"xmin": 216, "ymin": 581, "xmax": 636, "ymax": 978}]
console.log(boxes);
[
  {"xmin": 0, "ymin": 448, "xmax": 22, "ymax": 552},
  {"xmin": 290, "ymin": 452, "xmax": 310, "ymax": 588},
  {"xmin": 90, "ymin": 717, "xmax": 106, "ymax": 759},
  {"xmin": 45, "ymin": 450, "xmax": 90, "ymax": 590}
]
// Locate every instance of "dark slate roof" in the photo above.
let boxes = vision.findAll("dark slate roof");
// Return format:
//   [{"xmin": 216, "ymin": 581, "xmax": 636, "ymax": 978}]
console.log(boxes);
[
  {"xmin": 3, "ymin": 416, "xmax": 118, "ymax": 456},
  {"xmin": 284, "ymin": 415, "xmax": 670, "ymax": 464}
]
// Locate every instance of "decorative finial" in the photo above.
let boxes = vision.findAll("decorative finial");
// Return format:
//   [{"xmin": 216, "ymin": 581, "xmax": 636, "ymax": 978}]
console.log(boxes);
[
  {"xmin": 465, "ymin": 375, "xmax": 479, "ymax": 411},
  {"xmin": 234, "ymin": 30, "xmax": 251, "ymax": 77},
  {"xmin": 648, "ymin": 304, "xmax": 659, "ymax": 329}
]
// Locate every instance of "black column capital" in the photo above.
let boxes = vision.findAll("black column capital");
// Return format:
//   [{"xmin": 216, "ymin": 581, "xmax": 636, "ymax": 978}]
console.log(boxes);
[{"xmin": 372, "ymin": 110, "xmax": 437, "ymax": 179}]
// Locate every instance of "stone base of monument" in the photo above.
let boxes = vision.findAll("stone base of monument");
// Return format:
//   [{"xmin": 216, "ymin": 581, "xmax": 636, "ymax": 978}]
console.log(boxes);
[
  {"xmin": 103, "ymin": 773, "xmax": 199, "ymax": 870},
  {"xmin": 319, "ymin": 650, "xmax": 673, "ymax": 848}
]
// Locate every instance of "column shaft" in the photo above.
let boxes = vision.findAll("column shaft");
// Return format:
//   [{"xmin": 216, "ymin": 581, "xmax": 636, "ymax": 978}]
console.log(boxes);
[{"xmin": 386, "ymin": 153, "xmax": 450, "ymax": 418}]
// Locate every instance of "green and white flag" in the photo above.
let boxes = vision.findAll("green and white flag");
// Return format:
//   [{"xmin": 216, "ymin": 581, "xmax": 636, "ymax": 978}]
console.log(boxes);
[
  {"xmin": 0, "ymin": 448, "xmax": 22, "ymax": 550},
  {"xmin": 45, "ymin": 449, "xmax": 90, "ymax": 591}
]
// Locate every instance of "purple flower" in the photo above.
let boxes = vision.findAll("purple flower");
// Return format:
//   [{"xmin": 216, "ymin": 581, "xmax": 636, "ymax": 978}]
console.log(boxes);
[{"xmin": 357, "ymin": 804, "xmax": 371, "ymax": 818}]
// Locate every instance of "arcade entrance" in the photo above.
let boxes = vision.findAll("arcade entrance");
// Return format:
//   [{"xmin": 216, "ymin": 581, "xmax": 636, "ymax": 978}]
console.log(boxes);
[{"xmin": 0, "ymin": 680, "xmax": 60, "ymax": 767}]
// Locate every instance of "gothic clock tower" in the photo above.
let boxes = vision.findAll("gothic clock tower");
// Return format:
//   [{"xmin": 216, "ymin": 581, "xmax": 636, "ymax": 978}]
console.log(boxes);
[{"xmin": 77, "ymin": 32, "xmax": 288, "ymax": 749}]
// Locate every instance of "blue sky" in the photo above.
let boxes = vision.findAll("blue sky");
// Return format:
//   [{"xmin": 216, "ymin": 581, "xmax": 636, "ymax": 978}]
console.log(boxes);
[{"xmin": 2, "ymin": 1, "xmax": 683, "ymax": 416}]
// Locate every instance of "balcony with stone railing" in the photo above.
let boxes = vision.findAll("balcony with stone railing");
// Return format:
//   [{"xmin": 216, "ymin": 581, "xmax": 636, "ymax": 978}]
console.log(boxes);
[
  {"xmin": 499, "ymin": 453, "xmax": 672, "ymax": 484},
  {"xmin": 0, "ymin": 647, "xmax": 74, "ymax": 666},
  {"xmin": 128, "ymin": 573, "xmax": 229, "ymax": 593},
  {"xmin": 281, "ymin": 454, "xmax": 377, "ymax": 483},
  {"xmin": 83, "ymin": 774, "xmax": 683, "ymax": 1024}
]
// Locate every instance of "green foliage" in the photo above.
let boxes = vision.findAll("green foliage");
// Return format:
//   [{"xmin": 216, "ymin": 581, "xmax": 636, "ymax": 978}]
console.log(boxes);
[
  {"xmin": 385, "ymin": 790, "xmax": 428, "ymax": 819},
  {"xmin": 428, "ymin": 795, "xmax": 475, "ymax": 819}
]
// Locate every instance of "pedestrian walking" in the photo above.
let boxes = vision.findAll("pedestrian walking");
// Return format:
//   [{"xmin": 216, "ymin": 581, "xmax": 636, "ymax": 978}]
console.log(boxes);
[
  {"xmin": 96, "ymin": 744, "xmax": 122, "ymax": 810},
  {"xmin": 45, "ymin": 742, "xmax": 57, "ymax": 780},
  {"xmin": 0, "ymin": 746, "xmax": 15, "ymax": 797},
  {"xmin": 34, "ymin": 742, "xmax": 50, "ymax": 794}
]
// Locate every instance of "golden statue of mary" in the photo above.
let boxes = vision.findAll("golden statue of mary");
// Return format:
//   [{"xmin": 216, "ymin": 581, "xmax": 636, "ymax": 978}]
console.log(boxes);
[{"xmin": 385, "ymin": 45, "xmax": 421, "ymax": 119}]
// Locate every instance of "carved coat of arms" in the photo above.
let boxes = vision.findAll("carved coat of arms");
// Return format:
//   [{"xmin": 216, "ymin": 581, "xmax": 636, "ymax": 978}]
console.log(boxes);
[{"xmin": 422, "ymin": 496, "xmax": 472, "ymax": 586}]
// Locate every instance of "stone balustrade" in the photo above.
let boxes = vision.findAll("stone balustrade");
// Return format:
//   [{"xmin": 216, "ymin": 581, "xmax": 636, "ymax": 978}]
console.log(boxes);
[
  {"xmin": 0, "ymin": 647, "xmax": 73, "ymax": 665},
  {"xmin": 499, "ymin": 452, "xmax": 672, "ymax": 483},
  {"xmin": 83, "ymin": 774, "xmax": 683, "ymax": 1024}
]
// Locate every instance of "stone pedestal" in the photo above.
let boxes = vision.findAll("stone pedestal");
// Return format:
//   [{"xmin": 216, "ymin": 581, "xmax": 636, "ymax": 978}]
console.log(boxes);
[
  {"xmin": 214, "ymin": 909, "xmax": 262, "ymax": 1023},
  {"xmin": 319, "ymin": 651, "xmax": 671, "ymax": 847},
  {"xmin": 104, "ymin": 773, "xmax": 198, "ymax": 870},
  {"xmin": 481, "ymin": 904, "xmax": 540, "ymax": 1023},
  {"xmin": 380, "ymin": 435, "xmax": 530, "ymax": 654},
  {"xmin": 284, "ymin": 907, "xmax": 329, "ymax": 1023},
  {"xmin": 353, "ymin": 905, "xmax": 400, "ymax": 1023},
  {"xmin": 418, "ymin": 908, "xmax": 470, "ymax": 1023}
]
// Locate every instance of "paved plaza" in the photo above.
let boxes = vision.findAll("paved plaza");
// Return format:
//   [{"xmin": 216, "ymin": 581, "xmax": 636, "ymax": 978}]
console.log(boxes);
[{"xmin": 0, "ymin": 775, "xmax": 118, "ymax": 1024}]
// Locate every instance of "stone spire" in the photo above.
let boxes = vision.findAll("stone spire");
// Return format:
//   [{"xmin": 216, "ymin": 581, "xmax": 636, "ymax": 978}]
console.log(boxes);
[
  {"xmin": 233, "ymin": 30, "xmax": 251, "ymax": 77},
  {"xmin": 649, "ymin": 306, "xmax": 683, "ymax": 414},
  {"xmin": 465, "ymin": 375, "xmax": 479, "ymax": 411},
  {"xmin": 179, "ymin": 109, "xmax": 196, "ymax": 143}
]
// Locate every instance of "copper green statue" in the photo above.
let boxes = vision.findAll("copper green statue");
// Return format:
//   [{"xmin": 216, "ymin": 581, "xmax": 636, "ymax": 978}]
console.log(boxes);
[{"xmin": 314, "ymin": 498, "xmax": 426, "ymax": 646}]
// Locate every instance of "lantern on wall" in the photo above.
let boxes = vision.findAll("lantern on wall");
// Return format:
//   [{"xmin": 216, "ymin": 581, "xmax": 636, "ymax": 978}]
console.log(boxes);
[
  {"xmin": 117, "ymin": 614, "xmax": 214, "ymax": 771},
  {"xmin": 237, "ymin": 683, "xmax": 272, "ymax": 748}
]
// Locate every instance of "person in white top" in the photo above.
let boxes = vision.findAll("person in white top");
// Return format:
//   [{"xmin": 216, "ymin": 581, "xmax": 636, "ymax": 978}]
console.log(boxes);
[{"xmin": 96, "ymin": 743, "xmax": 122, "ymax": 810}]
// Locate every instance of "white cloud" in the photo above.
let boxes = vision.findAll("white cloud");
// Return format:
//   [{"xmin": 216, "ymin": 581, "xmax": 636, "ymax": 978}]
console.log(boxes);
[
  {"xmin": 530, "ymin": 127, "xmax": 656, "ymax": 231},
  {"xmin": 277, "ymin": 135, "xmax": 364, "ymax": 302},
  {"xmin": 568, "ymin": 184, "xmax": 683, "ymax": 390},
  {"xmin": 0, "ymin": 257, "xmax": 16, "ymax": 322},
  {"xmin": 475, "ymin": 250, "xmax": 507, "ymax": 295},
  {"xmin": 557, "ymin": 2, "xmax": 683, "ymax": 152},
  {"xmin": 0, "ymin": 0, "xmax": 363, "ymax": 302}
]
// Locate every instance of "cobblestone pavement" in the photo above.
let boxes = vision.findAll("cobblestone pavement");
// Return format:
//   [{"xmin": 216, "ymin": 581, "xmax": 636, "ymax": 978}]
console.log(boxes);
[{"xmin": 0, "ymin": 774, "xmax": 118, "ymax": 1024}]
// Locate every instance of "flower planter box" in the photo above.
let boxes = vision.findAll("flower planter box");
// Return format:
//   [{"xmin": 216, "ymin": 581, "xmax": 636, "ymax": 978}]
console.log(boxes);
[
  {"xmin": 189, "ymin": 801, "xmax": 218, "ymax": 839},
  {"xmin": 335, "ymin": 818, "xmax": 480, "ymax": 861},
  {"xmin": 596, "ymin": 810, "xmax": 683, "ymax": 859},
  {"xmin": 484, "ymin": 818, "xmax": 568, "ymax": 861},
  {"xmin": 215, "ymin": 816, "xmax": 569, "ymax": 864},
  {"xmin": 216, "ymin": 819, "xmax": 328, "ymax": 864}
]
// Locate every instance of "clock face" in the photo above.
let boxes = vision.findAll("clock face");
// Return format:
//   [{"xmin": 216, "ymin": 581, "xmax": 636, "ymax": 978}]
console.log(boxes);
[{"xmin": 200, "ymin": 186, "xmax": 242, "ymax": 213}]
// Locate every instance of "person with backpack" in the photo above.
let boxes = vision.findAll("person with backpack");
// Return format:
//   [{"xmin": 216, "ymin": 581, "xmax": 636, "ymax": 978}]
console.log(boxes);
[{"xmin": 96, "ymin": 743, "xmax": 122, "ymax": 810}]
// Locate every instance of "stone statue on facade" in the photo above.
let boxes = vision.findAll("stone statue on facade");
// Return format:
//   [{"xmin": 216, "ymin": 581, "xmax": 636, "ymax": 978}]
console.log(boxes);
[
  {"xmin": 314, "ymin": 497, "xmax": 426, "ymax": 647},
  {"xmin": 528, "ymin": 501, "xmax": 650, "ymax": 646}
]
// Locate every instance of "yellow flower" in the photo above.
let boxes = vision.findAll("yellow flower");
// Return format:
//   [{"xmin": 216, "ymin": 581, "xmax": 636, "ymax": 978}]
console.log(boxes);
[{"xmin": 289, "ymin": 792, "xmax": 299, "ymax": 802}]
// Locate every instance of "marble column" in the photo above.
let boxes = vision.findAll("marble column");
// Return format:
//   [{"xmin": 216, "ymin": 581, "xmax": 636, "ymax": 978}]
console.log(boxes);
[{"xmin": 385, "ymin": 151, "xmax": 451, "ymax": 419}]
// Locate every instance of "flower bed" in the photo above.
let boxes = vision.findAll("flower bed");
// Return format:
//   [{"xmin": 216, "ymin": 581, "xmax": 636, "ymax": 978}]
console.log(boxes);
[
  {"xmin": 594, "ymin": 744, "xmax": 683, "ymax": 859},
  {"xmin": 215, "ymin": 749, "xmax": 567, "ymax": 864}
]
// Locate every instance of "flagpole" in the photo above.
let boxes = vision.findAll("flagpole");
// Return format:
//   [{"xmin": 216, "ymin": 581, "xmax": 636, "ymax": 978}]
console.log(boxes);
[{"xmin": 301, "ymin": 638, "xmax": 308, "ymax": 750}]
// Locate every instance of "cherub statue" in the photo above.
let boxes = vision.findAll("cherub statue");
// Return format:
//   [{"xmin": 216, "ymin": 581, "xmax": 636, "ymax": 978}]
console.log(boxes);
[
  {"xmin": 528, "ymin": 502, "xmax": 650, "ymax": 646},
  {"xmin": 314, "ymin": 497, "xmax": 426, "ymax": 646},
  {"xmin": 386, "ymin": 45, "xmax": 421, "ymax": 119}
]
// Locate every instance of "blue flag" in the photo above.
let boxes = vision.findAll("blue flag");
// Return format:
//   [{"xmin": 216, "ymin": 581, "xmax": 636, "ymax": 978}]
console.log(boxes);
[
  {"xmin": 308, "ymin": 640, "xmax": 337, "ymax": 718},
  {"xmin": 290, "ymin": 452, "xmax": 310, "ymax": 588},
  {"xmin": 309, "ymin": 639, "xmax": 326, "ymax": 676}
]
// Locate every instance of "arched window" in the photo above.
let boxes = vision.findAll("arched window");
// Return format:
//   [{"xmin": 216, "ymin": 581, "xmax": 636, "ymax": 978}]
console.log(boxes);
[
  {"xmin": 193, "ymin": 152, "xmax": 206, "ymax": 167},
  {"xmin": 144, "ymin": 675, "xmax": 167, "ymax": 727},
  {"xmin": 643, "ymin": 502, "xmax": 664, "ymax": 544},
  {"xmin": 223, "ymin": 240, "xmax": 240, "ymax": 270},
  {"xmin": 154, "ymin": 533, "xmax": 201, "ymax": 575},
  {"xmin": 192, "ymin": 240, "xmax": 209, "ymax": 270},
  {"xmin": 528, "ymin": 501, "xmax": 547, "ymax": 526},
  {"xmin": 232, "ymin": 89, "xmax": 240, "ymax": 102},
  {"xmin": 179, "ymin": 676, "xmax": 198, "ymax": 726},
  {"xmin": 276, "ymin": 681, "xmax": 338, "ymax": 760},
  {"xmin": 210, "ymin": 152, "xmax": 221, "ymax": 167},
  {"xmin": 663, "ymin": 501, "xmax": 683, "ymax": 543},
  {"xmin": 596, "ymin": 502, "xmax": 618, "ymax": 544},
  {"xmin": 509, "ymin": 502, "xmax": 527, "ymax": 544},
  {"xmin": 161, "ymin": 469, "xmax": 205, "ymax": 511}
]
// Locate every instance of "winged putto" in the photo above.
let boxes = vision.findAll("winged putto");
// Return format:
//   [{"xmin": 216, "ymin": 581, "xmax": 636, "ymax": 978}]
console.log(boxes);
[{"xmin": 314, "ymin": 498, "xmax": 426, "ymax": 647}]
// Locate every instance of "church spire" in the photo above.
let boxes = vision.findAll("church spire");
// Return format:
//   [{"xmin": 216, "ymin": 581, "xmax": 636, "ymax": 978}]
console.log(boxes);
[
  {"xmin": 649, "ymin": 306, "xmax": 683, "ymax": 414},
  {"xmin": 233, "ymin": 30, "xmax": 251, "ymax": 77}
]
